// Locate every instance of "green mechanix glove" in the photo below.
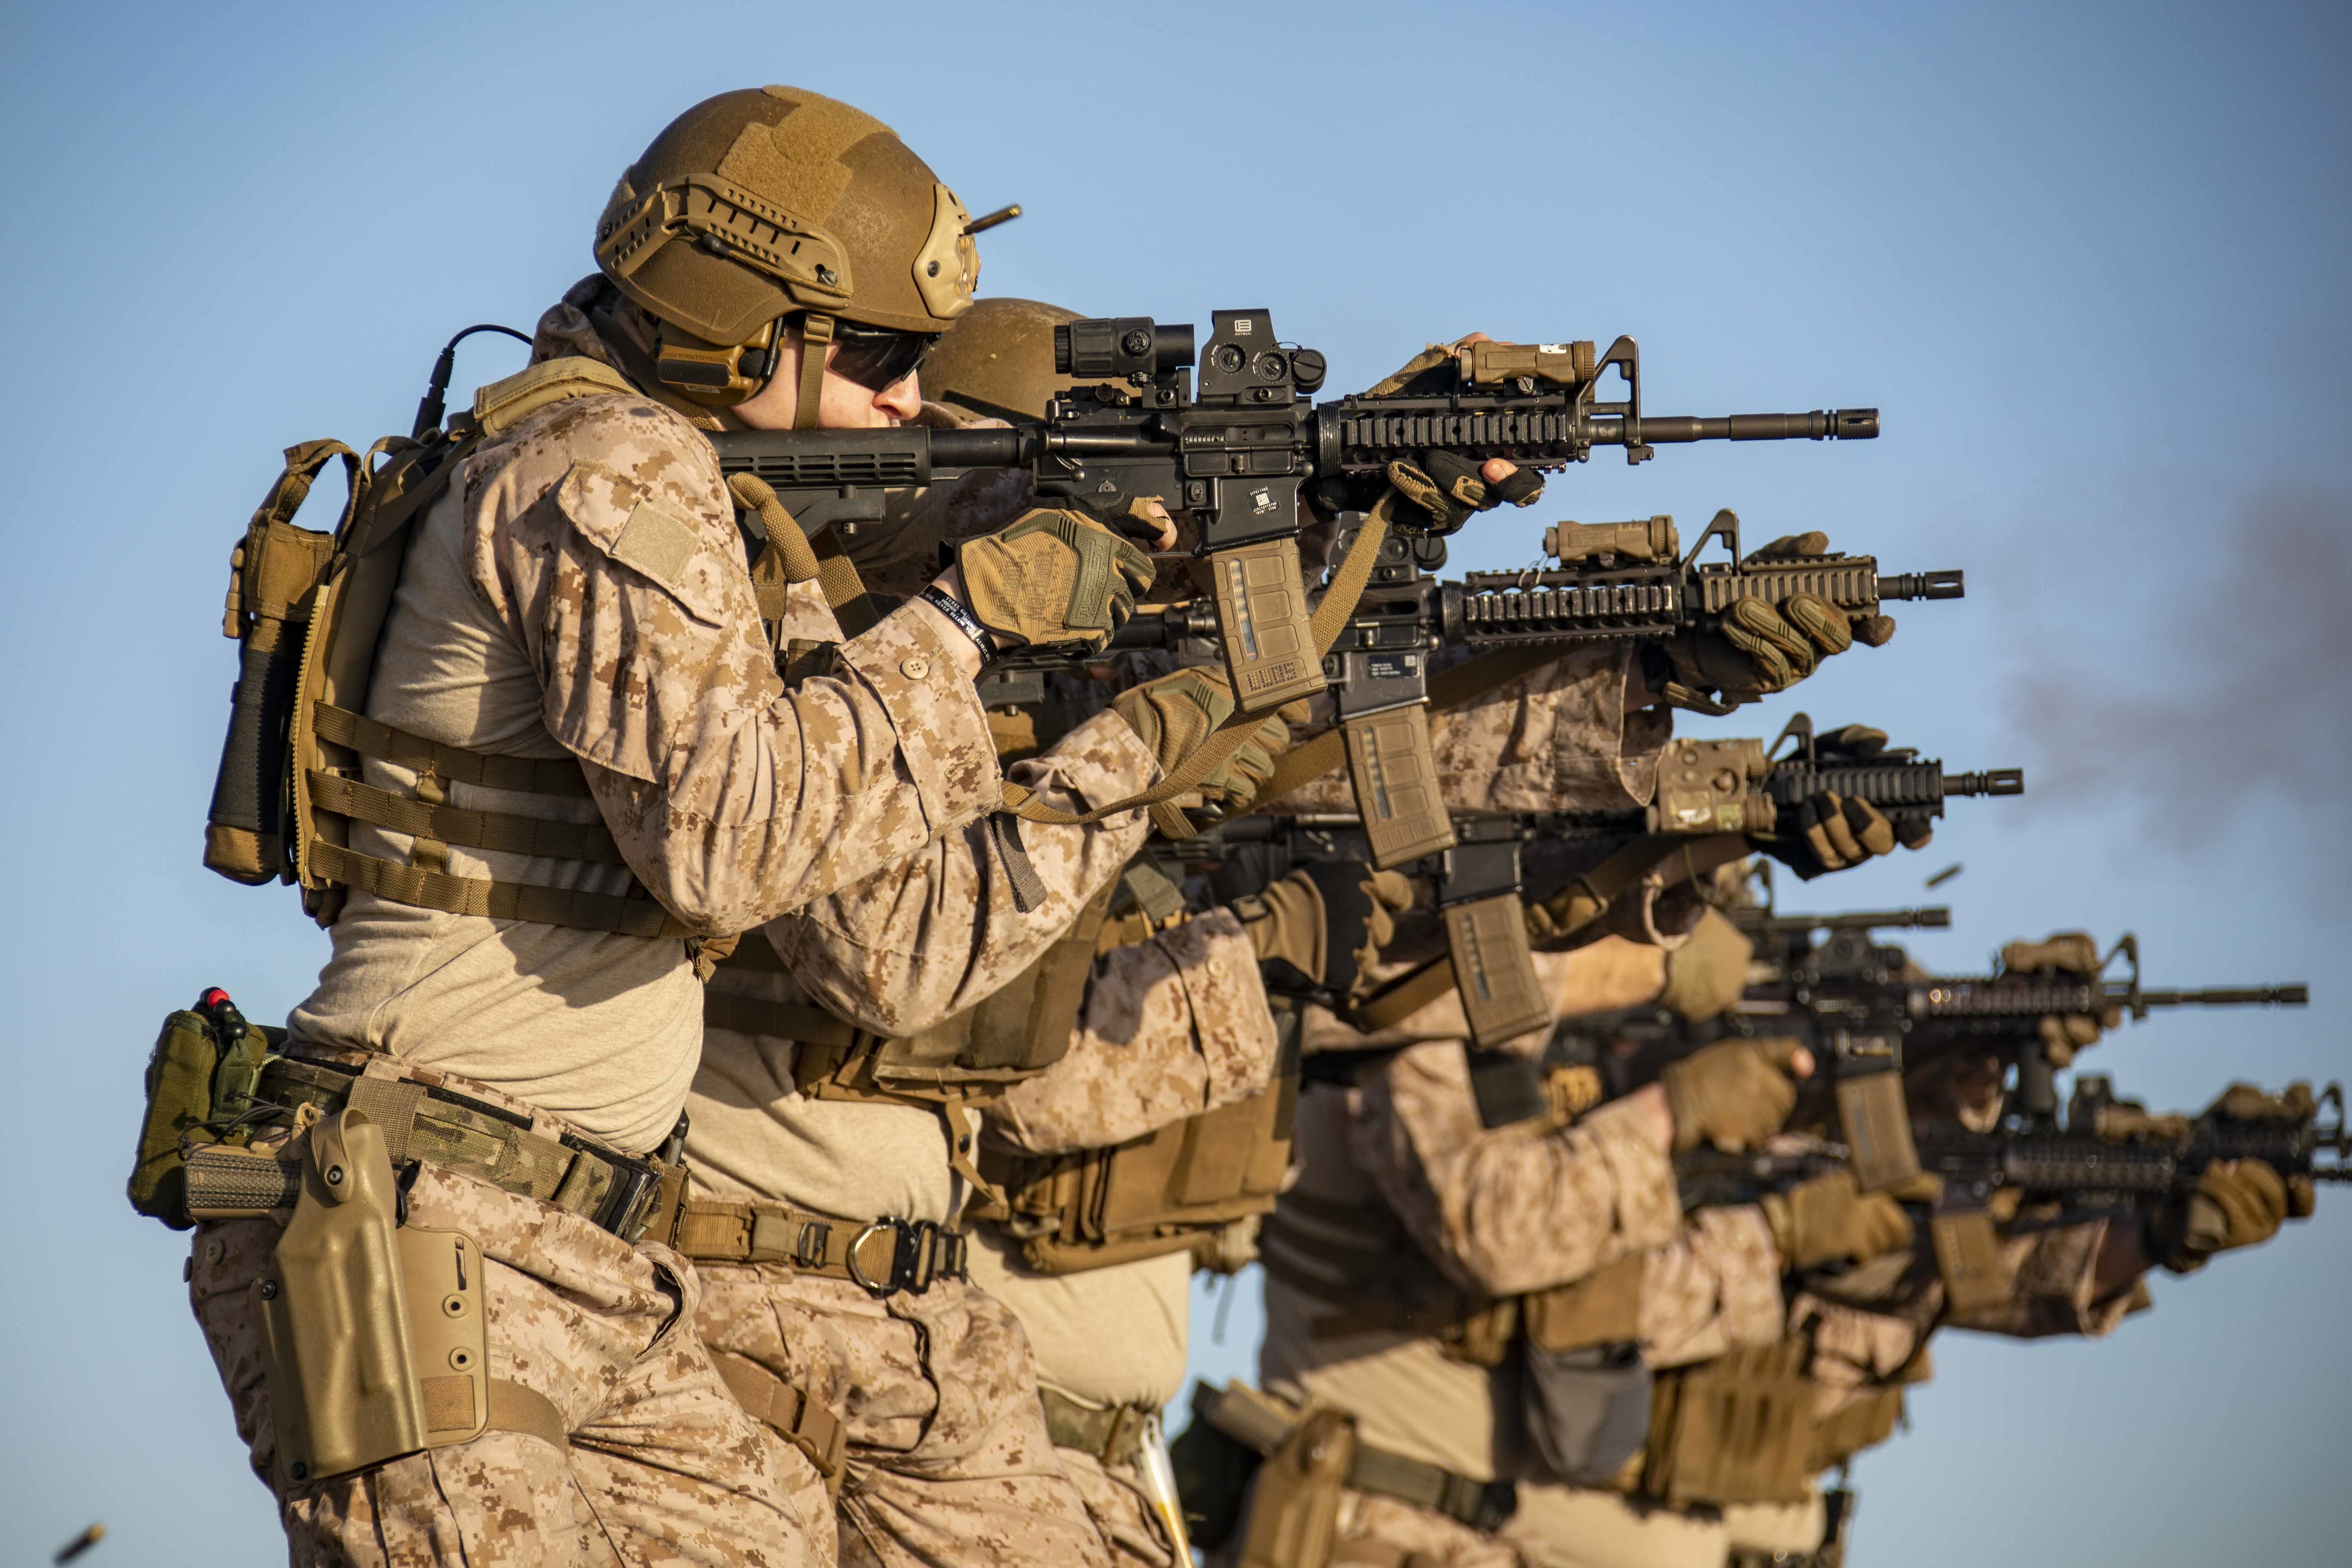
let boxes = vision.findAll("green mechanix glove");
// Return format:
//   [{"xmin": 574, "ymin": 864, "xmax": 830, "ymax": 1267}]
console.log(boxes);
[
  {"xmin": 1652, "ymin": 534, "xmax": 1895, "ymax": 715},
  {"xmin": 1761, "ymin": 726, "xmax": 1935, "ymax": 880},
  {"xmin": 1111, "ymin": 668, "xmax": 1307, "ymax": 833},
  {"xmin": 1761, "ymin": 1169, "xmax": 1917, "ymax": 1270},
  {"xmin": 1998, "ymin": 931, "xmax": 2122, "ymax": 1067},
  {"xmin": 1660, "ymin": 1037, "xmax": 1810, "ymax": 1154},
  {"xmin": 955, "ymin": 504, "xmax": 1155, "ymax": 652},
  {"xmin": 1238, "ymin": 861, "xmax": 1417, "ymax": 1003}
]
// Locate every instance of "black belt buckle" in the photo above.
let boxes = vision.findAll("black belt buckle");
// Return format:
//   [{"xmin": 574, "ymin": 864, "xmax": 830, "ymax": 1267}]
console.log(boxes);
[{"xmin": 846, "ymin": 1219, "xmax": 967, "ymax": 1297}]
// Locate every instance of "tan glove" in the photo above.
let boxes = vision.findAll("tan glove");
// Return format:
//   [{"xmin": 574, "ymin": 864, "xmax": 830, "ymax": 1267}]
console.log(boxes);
[
  {"xmin": 1999, "ymin": 932, "xmax": 2120, "ymax": 1068},
  {"xmin": 2202, "ymin": 1082, "xmax": 2321, "ymax": 1219},
  {"xmin": 2150, "ymin": 1159, "xmax": 2291, "ymax": 1273},
  {"xmin": 956, "ymin": 505, "xmax": 1155, "ymax": 652},
  {"xmin": 1762, "ymin": 1170, "xmax": 1917, "ymax": 1270},
  {"xmin": 1657, "ymin": 909, "xmax": 1758, "ymax": 1024},
  {"xmin": 1761, "ymin": 727, "xmax": 1933, "ymax": 880},
  {"xmin": 1362, "ymin": 338, "xmax": 1546, "ymax": 531},
  {"xmin": 1660, "ymin": 1037, "xmax": 1809, "ymax": 1154},
  {"xmin": 1653, "ymin": 535, "xmax": 1888, "ymax": 715},
  {"xmin": 1111, "ymin": 669, "xmax": 1306, "ymax": 815},
  {"xmin": 1241, "ymin": 865, "xmax": 1415, "ymax": 996}
]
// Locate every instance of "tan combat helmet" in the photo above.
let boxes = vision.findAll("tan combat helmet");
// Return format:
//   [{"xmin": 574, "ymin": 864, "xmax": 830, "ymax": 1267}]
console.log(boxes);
[
  {"xmin": 923, "ymin": 296, "xmax": 1084, "ymax": 422},
  {"xmin": 594, "ymin": 85, "xmax": 980, "ymax": 420}
]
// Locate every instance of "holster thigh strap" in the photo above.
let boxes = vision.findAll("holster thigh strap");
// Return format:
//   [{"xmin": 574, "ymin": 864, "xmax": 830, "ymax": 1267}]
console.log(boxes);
[{"xmin": 710, "ymin": 1351, "xmax": 846, "ymax": 1494}]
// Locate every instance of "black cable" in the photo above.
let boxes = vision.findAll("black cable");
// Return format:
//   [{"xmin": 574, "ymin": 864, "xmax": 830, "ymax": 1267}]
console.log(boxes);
[{"xmin": 411, "ymin": 323, "xmax": 534, "ymax": 438}]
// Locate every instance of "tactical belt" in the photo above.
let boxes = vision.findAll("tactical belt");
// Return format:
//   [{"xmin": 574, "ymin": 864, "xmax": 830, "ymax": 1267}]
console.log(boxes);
[
  {"xmin": 198, "ymin": 1049, "xmax": 680, "ymax": 1241},
  {"xmin": 671, "ymin": 1196, "xmax": 967, "ymax": 1298},
  {"xmin": 1198, "ymin": 1383, "xmax": 1517, "ymax": 1534},
  {"xmin": 1038, "ymin": 1388, "xmax": 1153, "ymax": 1469}
]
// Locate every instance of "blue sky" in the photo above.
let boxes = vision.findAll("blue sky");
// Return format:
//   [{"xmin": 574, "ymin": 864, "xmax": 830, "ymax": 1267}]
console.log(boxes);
[{"xmin": 1, "ymin": 2, "xmax": 2345, "ymax": 1563}]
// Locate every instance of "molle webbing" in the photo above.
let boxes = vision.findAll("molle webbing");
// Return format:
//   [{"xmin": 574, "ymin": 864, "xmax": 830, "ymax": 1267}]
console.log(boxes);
[
  {"xmin": 1039, "ymin": 1389, "xmax": 1155, "ymax": 1468},
  {"xmin": 984, "ymin": 1067, "xmax": 1298, "ymax": 1274},
  {"xmin": 703, "ymin": 880, "xmax": 1114, "ymax": 1105},
  {"xmin": 200, "ymin": 1053, "xmax": 677, "ymax": 1240},
  {"xmin": 302, "ymin": 702, "xmax": 686, "ymax": 939}
]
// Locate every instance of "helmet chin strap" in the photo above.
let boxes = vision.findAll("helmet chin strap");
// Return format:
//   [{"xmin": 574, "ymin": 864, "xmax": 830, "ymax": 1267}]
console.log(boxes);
[{"xmin": 794, "ymin": 313, "xmax": 835, "ymax": 430}]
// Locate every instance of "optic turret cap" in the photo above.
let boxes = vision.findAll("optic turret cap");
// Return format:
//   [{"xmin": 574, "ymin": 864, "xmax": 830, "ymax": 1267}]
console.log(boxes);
[
  {"xmin": 594, "ymin": 85, "xmax": 979, "ymax": 345},
  {"xmin": 924, "ymin": 297, "xmax": 1086, "ymax": 422}
]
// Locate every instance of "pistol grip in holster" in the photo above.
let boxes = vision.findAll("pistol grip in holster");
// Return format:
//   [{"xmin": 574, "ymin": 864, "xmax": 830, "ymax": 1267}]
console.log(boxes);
[
  {"xmin": 1211, "ymin": 537, "xmax": 1324, "ymax": 713},
  {"xmin": 254, "ymin": 1109, "xmax": 488, "ymax": 1488}
]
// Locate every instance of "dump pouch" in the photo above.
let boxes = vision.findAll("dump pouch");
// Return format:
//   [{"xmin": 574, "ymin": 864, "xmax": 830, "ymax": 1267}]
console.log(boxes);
[
  {"xmin": 1168, "ymin": 1383, "xmax": 1276, "ymax": 1554},
  {"xmin": 254, "ymin": 1109, "xmax": 488, "ymax": 1486},
  {"xmin": 1522, "ymin": 1341, "xmax": 1653, "ymax": 1486}
]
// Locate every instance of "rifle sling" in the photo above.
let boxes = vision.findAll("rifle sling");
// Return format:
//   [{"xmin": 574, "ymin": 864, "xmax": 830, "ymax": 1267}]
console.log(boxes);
[
  {"xmin": 1341, "ymin": 832, "xmax": 1750, "ymax": 1034},
  {"xmin": 998, "ymin": 490, "xmax": 1398, "ymax": 828}
]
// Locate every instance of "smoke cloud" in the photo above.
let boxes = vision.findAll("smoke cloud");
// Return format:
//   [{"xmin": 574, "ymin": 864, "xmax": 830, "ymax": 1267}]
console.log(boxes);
[{"xmin": 2005, "ymin": 489, "xmax": 2352, "ymax": 891}]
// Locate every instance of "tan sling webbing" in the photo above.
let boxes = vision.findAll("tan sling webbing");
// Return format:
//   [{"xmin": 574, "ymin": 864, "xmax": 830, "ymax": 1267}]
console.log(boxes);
[
  {"xmin": 727, "ymin": 471, "xmax": 882, "ymax": 637},
  {"xmin": 1258, "ymin": 642, "xmax": 1569, "ymax": 810},
  {"xmin": 997, "ymin": 490, "xmax": 1399, "ymax": 829}
]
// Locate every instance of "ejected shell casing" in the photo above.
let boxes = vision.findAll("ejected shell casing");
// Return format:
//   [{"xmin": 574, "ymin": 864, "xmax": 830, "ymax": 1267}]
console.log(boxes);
[{"xmin": 1545, "ymin": 516, "xmax": 1679, "ymax": 563}]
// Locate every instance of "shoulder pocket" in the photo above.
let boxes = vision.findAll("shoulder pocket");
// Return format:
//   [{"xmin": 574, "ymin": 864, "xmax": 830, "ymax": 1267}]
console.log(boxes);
[{"xmin": 554, "ymin": 460, "xmax": 746, "ymax": 626}]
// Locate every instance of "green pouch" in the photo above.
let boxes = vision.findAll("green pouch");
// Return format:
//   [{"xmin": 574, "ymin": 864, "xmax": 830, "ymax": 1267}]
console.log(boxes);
[
  {"xmin": 128, "ymin": 1010, "xmax": 220, "ymax": 1229},
  {"xmin": 129, "ymin": 995, "xmax": 279, "ymax": 1229}
]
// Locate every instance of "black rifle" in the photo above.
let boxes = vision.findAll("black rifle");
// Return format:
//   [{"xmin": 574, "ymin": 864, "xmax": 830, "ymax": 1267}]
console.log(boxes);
[
  {"xmin": 1732, "ymin": 928, "xmax": 2308, "ymax": 1190},
  {"xmin": 1675, "ymin": 1077, "xmax": 2352, "ymax": 1216},
  {"xmin": 710, "ymin": 318, "xmax": 1873, "ymax": 714},
  {"xmin": 1112, "ymin": 511, "xmax": 1970, "ymax": 868}
]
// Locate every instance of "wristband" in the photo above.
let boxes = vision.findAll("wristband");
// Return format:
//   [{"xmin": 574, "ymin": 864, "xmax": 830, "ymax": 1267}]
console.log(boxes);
[{"xmin": 919, "ymin": 585, "xmax": 998, "ymax": 660}]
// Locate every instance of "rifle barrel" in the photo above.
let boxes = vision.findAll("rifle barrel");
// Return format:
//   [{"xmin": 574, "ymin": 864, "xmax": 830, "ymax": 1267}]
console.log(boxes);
[
  {"xmin": 1942, "ymin": 769, "xmax": 2024, "ymax": 797},
  {"xmin": 2132, "ymin": 984, "xmax": 2310, "ymax": 1008},
  {"xmin": 1599, "ymin": 409, "xmax": 1879, "ymax": 443},
  {"xmin": 1876, "ymin": 570, "xmax": 1965, "ymax": 601}
]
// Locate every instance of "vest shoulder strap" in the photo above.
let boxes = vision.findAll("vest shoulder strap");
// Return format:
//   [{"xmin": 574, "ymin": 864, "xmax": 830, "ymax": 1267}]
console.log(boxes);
[{"xmin": 472, "ymin": 357, "xmax": 635, "ymax": 435}]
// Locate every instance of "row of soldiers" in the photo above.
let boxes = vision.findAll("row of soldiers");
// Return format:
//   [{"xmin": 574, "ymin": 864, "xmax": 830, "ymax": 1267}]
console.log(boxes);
[{"xmin": 143, "ymin": 84, "xmax": 2329, "ymax": 1568}]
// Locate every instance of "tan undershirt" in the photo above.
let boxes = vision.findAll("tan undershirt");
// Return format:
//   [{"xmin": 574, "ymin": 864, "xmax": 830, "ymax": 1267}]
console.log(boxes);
[
  {"xmin": 965, "ymin": 1233, "xmax": 1193, "ymax": 1411},
  {"xmin": 288, "ymin": 482, "xmax": 698, "ymax": 1154}
]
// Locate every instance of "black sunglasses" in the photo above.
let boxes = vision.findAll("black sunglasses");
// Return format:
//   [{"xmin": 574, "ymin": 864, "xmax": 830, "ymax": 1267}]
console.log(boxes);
[{"xmin": 827, "ymin": 320, "xmax": 939, "ymax": 393}]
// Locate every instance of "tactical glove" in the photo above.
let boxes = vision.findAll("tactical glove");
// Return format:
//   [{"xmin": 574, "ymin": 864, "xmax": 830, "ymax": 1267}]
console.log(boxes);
[
  {"xmin": 2149, "ymin": 1159, "xmax": 2291, "ymax": 1273},
  {"xmin": 1761, "ymin": 1170, "xmax": 1917, "ymax": 1270},
  {"xmin": 1652, "ymin": 536, "xmax": 1891, "ymax": 715},
  {"xmin": 1241, "ymin": 862, "xmax": 1416, "ymax": 1001},
  {"xmin": 1761, "ymin": 727, "xmax": 1934, "ymax": 880},
  {"xmin": 1660, "ymin": 1037, "xmax": 1809, "ymax": 1154},
  {"xmin": 956, "ymin": 504, "xmax": 1155, "ymax": 652},
  {"xmin": 1997, "ymin": 931, "xmax": 2121, "ymax": 1068},
  {"xmin": 1111, "ymin": 669, "xmax": 1306, "ymax": 817},
  {"xmin": 1385, "ymin": 448, "xmax": 1545, "ymax": 534}
]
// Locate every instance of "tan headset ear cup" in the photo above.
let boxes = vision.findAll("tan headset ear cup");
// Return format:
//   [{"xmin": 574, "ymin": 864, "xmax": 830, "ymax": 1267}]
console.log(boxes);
[{"xmin": 651, "ymin": 316, "xmax": 783, "ymax": 408}]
